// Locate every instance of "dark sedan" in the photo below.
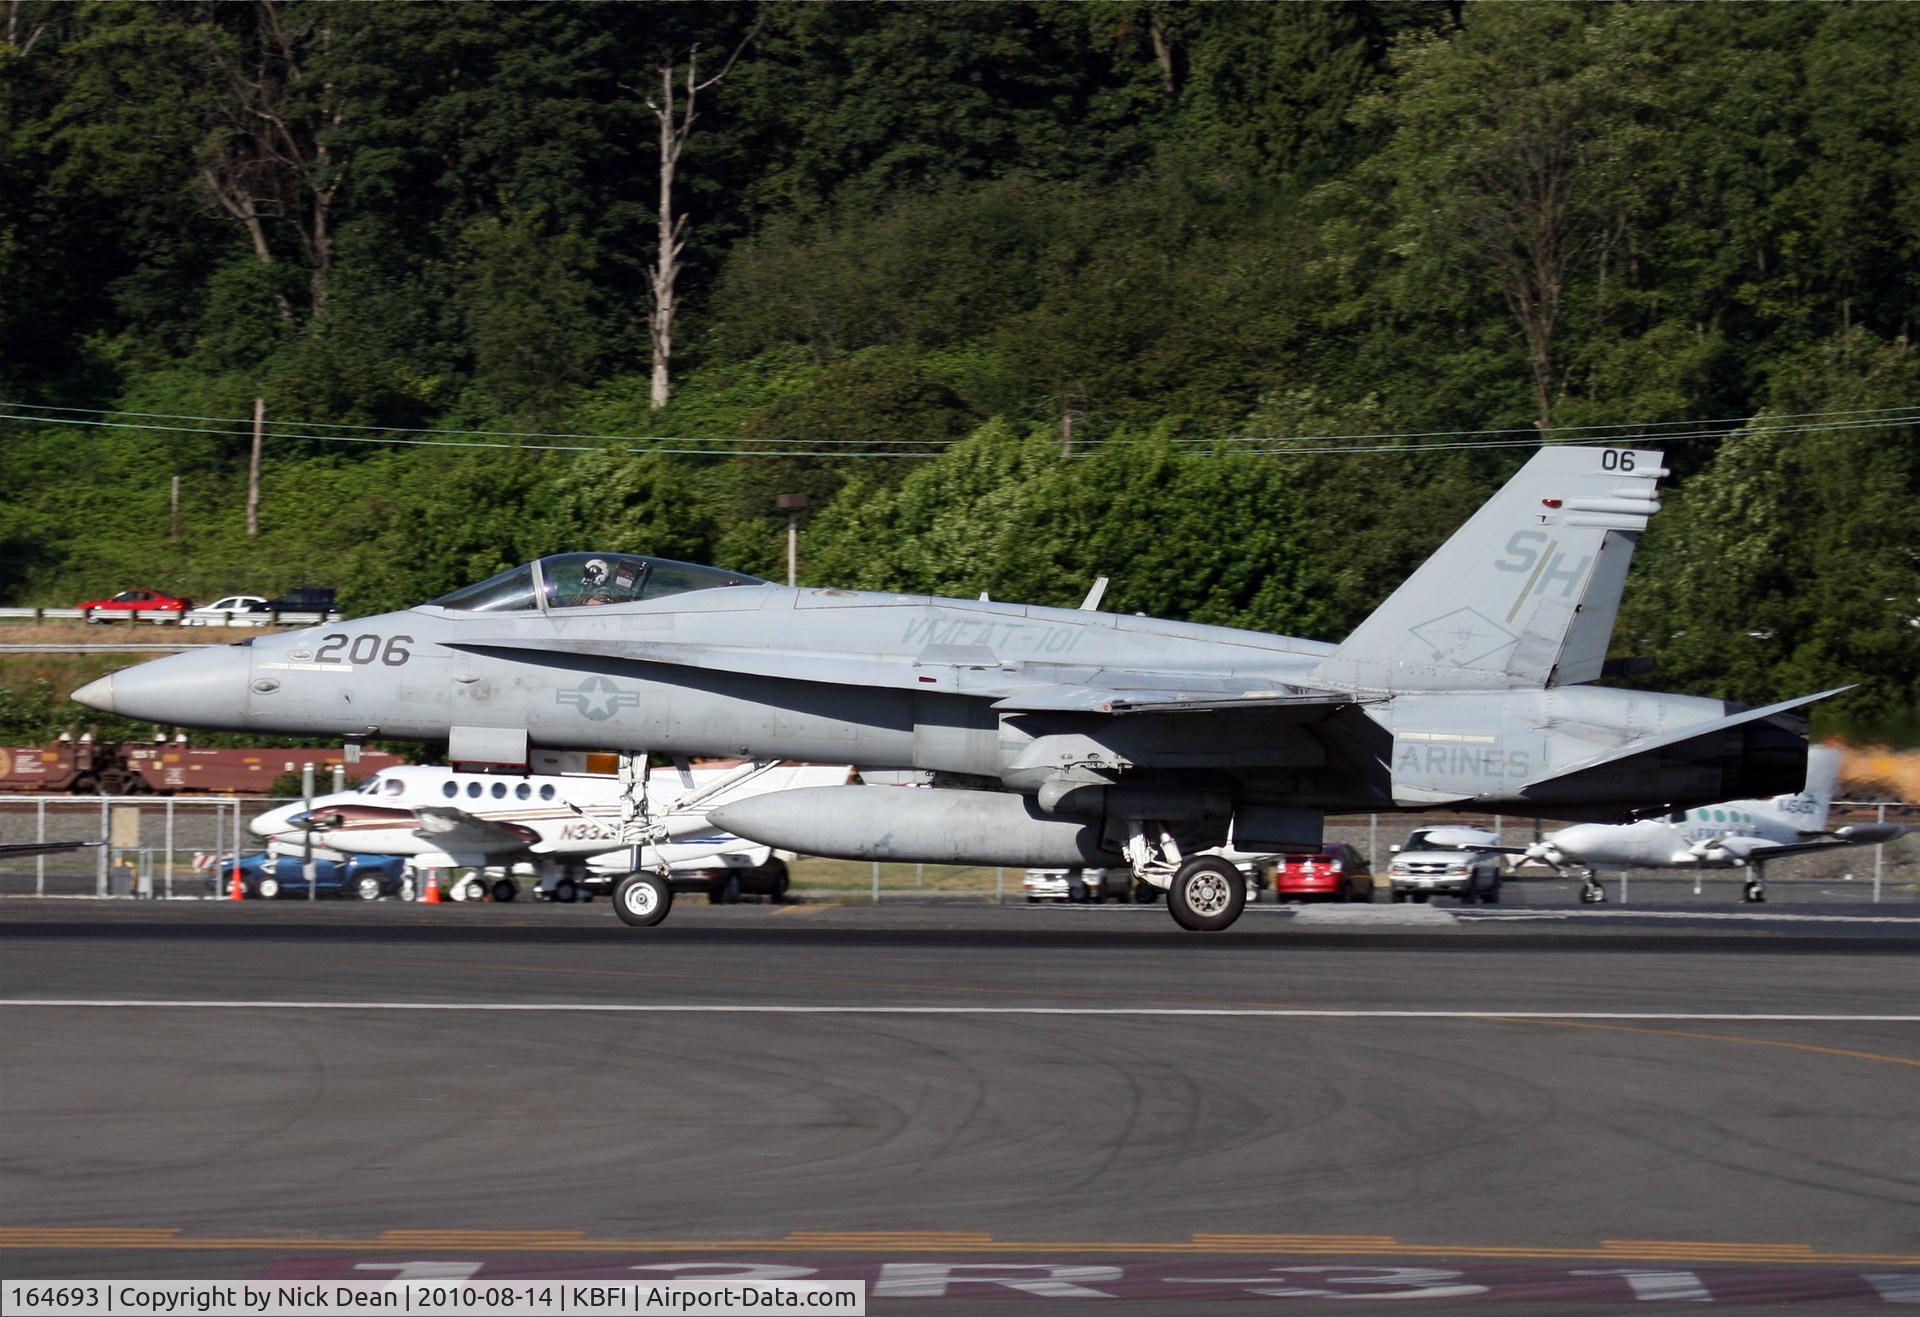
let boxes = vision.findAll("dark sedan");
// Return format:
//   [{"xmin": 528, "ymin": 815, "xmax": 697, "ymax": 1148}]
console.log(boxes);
[{"xmin": 208, "ymin": 851, "xmax": 408, "ymax": 901}]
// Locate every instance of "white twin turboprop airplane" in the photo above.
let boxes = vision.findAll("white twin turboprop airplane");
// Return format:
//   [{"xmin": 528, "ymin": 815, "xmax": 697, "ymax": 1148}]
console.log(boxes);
[
  {"xmin": 250, "ymin": 759, "xmax": 851, "ymax": 901},
  {"xmin": 1511, "ymin": 747, "xmax": 1907, "ymax": 902}
]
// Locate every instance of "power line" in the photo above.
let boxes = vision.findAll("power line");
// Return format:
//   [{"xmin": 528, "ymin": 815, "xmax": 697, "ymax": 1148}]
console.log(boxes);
[{"xmin": 2, "ymin": 402, "xmax": 1916, "ymax": 460}]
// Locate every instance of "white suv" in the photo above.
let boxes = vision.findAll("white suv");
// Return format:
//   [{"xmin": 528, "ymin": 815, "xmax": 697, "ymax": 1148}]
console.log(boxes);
[{"xmin": 1387, "ymin": 827, "xmax": 1504, "ymax": 904}]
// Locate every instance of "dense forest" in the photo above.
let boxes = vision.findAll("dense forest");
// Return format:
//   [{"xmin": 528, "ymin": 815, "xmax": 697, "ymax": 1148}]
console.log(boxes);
[{"xmin": 1, "ymin": 1, "xmax": 1916, "ymax": 741}]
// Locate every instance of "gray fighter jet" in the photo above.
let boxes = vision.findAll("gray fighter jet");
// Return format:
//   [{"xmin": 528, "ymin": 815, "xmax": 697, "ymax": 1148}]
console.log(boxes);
[{"xmin": 74, "ymin": 446, "xmax": 1831, "ymax": 931}]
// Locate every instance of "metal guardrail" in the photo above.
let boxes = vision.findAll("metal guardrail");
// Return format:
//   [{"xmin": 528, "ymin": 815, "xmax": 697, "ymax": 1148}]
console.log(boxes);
[{"xmin": 0, "ymin": 607, "xmax": 341, "ymax": 625}]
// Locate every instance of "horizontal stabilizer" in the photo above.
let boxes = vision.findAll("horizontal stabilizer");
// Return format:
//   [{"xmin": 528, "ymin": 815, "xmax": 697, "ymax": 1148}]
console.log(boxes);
[{"xmin": 1521, "ymin": 687, "xmax": 1849, "ymax": 791}]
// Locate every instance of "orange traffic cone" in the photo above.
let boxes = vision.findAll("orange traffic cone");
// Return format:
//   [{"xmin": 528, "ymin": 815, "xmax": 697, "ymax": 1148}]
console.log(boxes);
[
  {"xmin": 423, "ymin": 872, "xmax": 442, "ymax": 904},
  {"xmin": 228, "ymin": 859, "xmax": 245, "ymax": 901}
]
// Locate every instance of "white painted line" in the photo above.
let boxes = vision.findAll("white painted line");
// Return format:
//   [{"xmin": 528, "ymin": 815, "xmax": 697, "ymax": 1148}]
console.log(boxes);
[
  {"xmin": 1458, "ymin": 909, "xmax": 1920, "ymax": 925},
  {"xmin": 1, "ymin": 1000, "xmax": 1915, "ymax": 1021}
]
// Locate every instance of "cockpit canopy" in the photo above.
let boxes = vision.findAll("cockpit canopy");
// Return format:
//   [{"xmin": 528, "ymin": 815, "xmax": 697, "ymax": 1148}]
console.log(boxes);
[{"xmin": 428, "ymin": 553, "xmax": 766, "ymax": 613}]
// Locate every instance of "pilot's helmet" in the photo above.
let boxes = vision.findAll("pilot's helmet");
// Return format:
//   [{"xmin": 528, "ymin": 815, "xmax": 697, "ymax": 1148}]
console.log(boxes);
[{"xmin": 581, "ymin": 558, "xmax": 610, "ymax": 588}]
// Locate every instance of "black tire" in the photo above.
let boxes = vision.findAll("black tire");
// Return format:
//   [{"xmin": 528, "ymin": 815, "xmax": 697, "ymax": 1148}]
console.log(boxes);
[
  {"xmin": 491, "ymin": 877, "xmax": 518, "ymax": 903},
  {"xmin": 1390, "ymin": 890, "xmax": 1405, "ymax": 904},
  {"xmin": 708, "ymin": 872, "xmax": 742, "ymax": 904},
  {"xmin": 1133, "ymin": 880, "xmax": 1160, "ymax": 904},
  {"xmin": 613, "ymin": 873, "xmax": 673, "ymax": 927},
  {"xmin": 767, "ymin": 862, "xmax": 791, "ymax": 905},
  {"xmin": 552, "ymin": 877, "xmax": 579, "ymax": 904},
  {"xmin": 256, "ymin": 876, "xmax": 280, "ymax": 899},
  {"xmin": 1026, "ymin": 895, "xmax": 1040, "ymax": 904},
  {"xmin": 461, "ymin": 875, "xmax": 488, "ymax": 902},
  {"xmin": 1166, "ymin": 856, "xmax": 1246, "ymax": 932},
  {"xmin": 1413, "ymin": 891, "xmax": 1431, "ymax": 904},
  {"xmin": 353, "ymin": 874, "xmax": 382, "ymax": 902}
]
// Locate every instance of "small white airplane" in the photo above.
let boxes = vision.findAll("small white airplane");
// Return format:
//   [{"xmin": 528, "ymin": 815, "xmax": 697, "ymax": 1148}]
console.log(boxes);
[
  {"xmin": 251, "ymin": 759, "xmax": 850, "ymax": 900},
  {"xmin": 1518, "ymin": 748, "xmax": 1907, "ymax": 903}
]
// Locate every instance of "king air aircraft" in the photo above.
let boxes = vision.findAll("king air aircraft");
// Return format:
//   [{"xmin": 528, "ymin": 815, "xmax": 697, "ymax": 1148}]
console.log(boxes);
[
  {"xmin": 75, "ymin": 446, "xmax": 1835, "ymax": 932},
  {"xmin": 250, "ymin": 760, "xmax": 851, "ymax": 901},
  {"xmin": 1512, "ymin": 746, "xmax": 1907, "ymax": 904}
]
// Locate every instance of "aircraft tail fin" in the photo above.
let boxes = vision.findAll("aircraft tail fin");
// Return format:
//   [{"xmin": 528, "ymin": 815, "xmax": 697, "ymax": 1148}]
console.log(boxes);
[
  {"xmin": 1785, "ymin": 746, "xmax": 1842, "ymax": 831},
  {"xmin": 1311, "ymin": 446, "xmax": 1667, "ymax": 693}
]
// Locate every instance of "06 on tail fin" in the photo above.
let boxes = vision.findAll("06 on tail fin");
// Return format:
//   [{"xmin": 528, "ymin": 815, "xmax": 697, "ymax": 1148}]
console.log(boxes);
[{"xmin": 1311, "ymin": 446, "xmax": 1667, "ymax": 694}]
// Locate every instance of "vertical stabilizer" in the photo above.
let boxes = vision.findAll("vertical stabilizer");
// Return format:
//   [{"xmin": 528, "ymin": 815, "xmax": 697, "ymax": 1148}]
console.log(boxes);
[
  {"xmin": 1311, "ymin": 446, "xmax": 1666, "ymax": 693},
  {"xmin": 1781, "ymin": 746, "xmax": 1842, "ymax": 831}
]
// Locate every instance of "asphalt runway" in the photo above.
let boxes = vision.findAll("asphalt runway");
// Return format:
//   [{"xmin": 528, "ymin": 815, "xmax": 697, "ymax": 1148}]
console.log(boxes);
[{"xmin": 3, "ymin": 899, "xmax": 1917, "ymax": 1311}]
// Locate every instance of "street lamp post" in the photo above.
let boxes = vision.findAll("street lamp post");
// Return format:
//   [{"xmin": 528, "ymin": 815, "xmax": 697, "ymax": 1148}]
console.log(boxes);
[{"xmin": 776, "ymin": 492, "xmax": 809, "ymax": 588}]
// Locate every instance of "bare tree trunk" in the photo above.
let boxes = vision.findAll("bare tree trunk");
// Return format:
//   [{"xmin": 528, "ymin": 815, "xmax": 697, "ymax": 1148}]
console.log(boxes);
[
  {"xmin": 1148, "ymin": 10, "xmax": 1177, "ymax": 100},
  {"xmin": 648, "ymin": 64, "xmax": 680, "ymax": 411},
  {"xmin": 638, "ymin": 25, "xmax": 758, "ymax": 411},
  {"xmin": 246, "ymin": 397, "xmax": 264, "ymax": 537}
]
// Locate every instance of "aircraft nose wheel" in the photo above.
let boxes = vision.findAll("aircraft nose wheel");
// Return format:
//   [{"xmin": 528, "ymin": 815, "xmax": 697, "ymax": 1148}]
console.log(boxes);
[
  {"xmin": 1580, "ymin": 878, "xmax": 1607, "ymax": 904},
  {"xmin": 612, "ymin": 873, "xmax": 674, "ymax": 927},
  {"xmin": 1166, "ymin": 856, "xmax": 1246, "ymax": 932}
]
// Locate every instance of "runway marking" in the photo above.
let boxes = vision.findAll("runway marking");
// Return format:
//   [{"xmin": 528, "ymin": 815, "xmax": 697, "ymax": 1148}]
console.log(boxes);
[
  {"xmin": 1459, "ymin": 909, "xmax": 1920, "ymax": 925},
  {"xmin": 3, "ymin": 999, "xmax": 1916, "ymax": 1022},
  {"xmin": 0, "ymin": 1228, "xmax": 1914, "ymax": 1268},
  {"xmin": 1502, "ymin": 1017, "xmax": 1920, "ymax": 1069}
]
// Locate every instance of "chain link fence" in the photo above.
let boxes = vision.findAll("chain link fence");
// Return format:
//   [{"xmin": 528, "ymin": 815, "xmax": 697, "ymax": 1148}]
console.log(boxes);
[{"xmin": 2, "ymin": 798, "xmax": 1913, "ymax": 904}]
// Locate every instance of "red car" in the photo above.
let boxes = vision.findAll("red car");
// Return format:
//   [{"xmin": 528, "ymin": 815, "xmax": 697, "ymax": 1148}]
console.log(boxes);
[
  {"xmin": 1269, "ymin": 843, "xmax": 1375, "ymax": 903},
  {"xmin": 77, "ymin": 588, "xmax": 192, "ymax": 623}
]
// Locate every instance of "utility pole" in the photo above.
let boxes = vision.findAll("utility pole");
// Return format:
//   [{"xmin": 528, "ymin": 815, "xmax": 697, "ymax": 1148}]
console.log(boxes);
[
  {"xmin": 169, "ymin": 476, "xmax": 181, "ymax": 539},
  {"xmin": 246, "ymin": 397, "xmax": 264, "ymax": 537},
  {"xmin": 777, "ymin": 493, "xmax": 809, "ymax": 587}
]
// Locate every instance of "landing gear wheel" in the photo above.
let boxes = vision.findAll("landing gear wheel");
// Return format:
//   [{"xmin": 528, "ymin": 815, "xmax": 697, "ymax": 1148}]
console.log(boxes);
[
  {"xmin": 767, "ymin": 861, "xmax": 791, "ymax": 905},
  {"xmin": 552, "ymin": 877, "xmax": 579, "ymax": 904},
  {"xmin": 613, "ymin": 873, "xmax": 673, "ymax": 927},
  {"xmin": 1742, "ymin": 879, "xmax": 1766, "ymax": 904},
  {"xmin": 490, "ymin": 877, "xmax": 519, "ymax": 903},
  {"xmin": 400, "ymin": 876, "xmax": 418, "ymax": 902},
  {"xmin": 1166, "ymin": 856, "xmax": 1246, "ymax": 932},
  {"xmin": 1580, "ymin": 879, "xmax": 1607, "ymax": 904}
]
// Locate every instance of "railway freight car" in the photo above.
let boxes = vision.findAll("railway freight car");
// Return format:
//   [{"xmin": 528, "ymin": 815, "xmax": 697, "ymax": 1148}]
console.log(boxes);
[{"xmin": 0, "ymin": 738, "xmax": 408, "ymax": 794}]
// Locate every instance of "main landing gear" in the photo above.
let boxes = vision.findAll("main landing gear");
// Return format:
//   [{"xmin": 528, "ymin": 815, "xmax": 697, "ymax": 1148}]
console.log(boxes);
[
  {"xmin": 1167, "ymin": 856, "xmax": 1246, "ymax": 932},
  {"xmin": 1124, "ymin": 822, "xmax": 1247, "ymax": 932},
  {"xmin": 1741, "ymin": 862, "xmax": 1767, "ymax": 904}
]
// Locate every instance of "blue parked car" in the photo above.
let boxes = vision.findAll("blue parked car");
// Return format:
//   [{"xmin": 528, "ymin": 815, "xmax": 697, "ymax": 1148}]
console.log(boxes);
[{"xmin": 209, "ymin": 851, "xmax": 408, "ymax": 901}]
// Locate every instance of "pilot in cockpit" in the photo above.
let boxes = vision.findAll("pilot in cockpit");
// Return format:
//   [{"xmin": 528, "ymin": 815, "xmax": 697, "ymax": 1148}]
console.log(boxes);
[{"xmin": 575, "ymin": 557, "xmax": 615, "ymax": 605}]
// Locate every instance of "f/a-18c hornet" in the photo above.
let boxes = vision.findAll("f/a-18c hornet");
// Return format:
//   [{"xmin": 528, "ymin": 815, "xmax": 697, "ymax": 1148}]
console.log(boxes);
[
  {"xmin": 75, "ymin": 446, "xmax": 1837, "ymax": 932},
  {"xmin": 1509, "ymin": 746, "xmax": 1906, "ymax": 904},
  {"xmin": 249, "ymin": 759, "xmax": 849, "ymax": 900}
]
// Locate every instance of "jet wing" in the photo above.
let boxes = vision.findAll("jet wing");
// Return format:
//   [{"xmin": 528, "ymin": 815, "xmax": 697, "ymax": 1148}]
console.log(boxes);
[
  {"xmin": 410, "ymin": 806, "xmax": 541, "ymax": 854},
  {"xmin": 990, "ymin": 685, "xmax": 1363, "ymax": 716},
  {"xmin": 449, "ymin": 636, "xmax": 1340, "ymax": 715}
]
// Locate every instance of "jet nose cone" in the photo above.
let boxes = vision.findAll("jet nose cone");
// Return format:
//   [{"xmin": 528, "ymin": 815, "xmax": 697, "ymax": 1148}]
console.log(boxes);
[
  {"xmin": 76, "ymin": 646, "xmax": 254, "ymax": 728},
  {"xmin": 72, "ymin": 675, "xmax": 116, "ymax": 713}
]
